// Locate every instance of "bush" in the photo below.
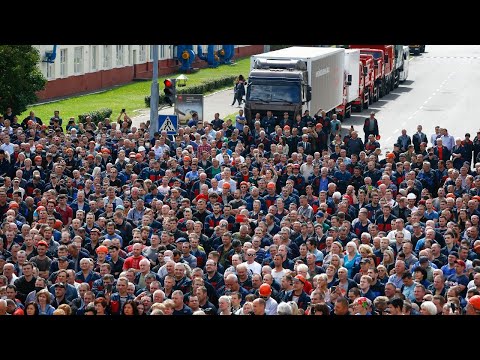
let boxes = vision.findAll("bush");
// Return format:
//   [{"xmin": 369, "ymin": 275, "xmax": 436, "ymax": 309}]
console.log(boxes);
[
  {"xmin": 78, "ymin": 108, "xmax": 113, "ymax": 124},
  {"xmin": 145, "ymin": 75, "xmax": 237, "ymax": 107}
]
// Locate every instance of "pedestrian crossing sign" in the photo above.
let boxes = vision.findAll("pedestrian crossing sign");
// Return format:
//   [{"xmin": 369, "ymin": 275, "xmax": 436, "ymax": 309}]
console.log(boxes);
[{"xmin": 158, "ymin": 115, "xmax": 178, "ymax": 135}]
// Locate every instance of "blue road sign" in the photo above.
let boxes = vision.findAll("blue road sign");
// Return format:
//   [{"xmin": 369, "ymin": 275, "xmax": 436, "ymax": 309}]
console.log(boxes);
[{"xmin": 158, "ymin": 115, "xmax": 178, "ymax": 135}]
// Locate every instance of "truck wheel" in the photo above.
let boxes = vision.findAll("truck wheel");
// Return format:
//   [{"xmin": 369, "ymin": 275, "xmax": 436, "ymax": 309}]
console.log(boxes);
[
  {"xmin": 363, "ymin": 100, "xmax": 369, "ymax": 109},
  {"xmin": 369, "ymin": 91, "xmax": 373, "ymax": 105},
  {"xmin": 346, "ymin": 107, "xmax": 351, "ymax": 118},
  {"xmin": 379, "ymin": 83, "xmax": 384, "ymax": 98},
  {"xmin": 420, "ymin": 45, "xmax": 425, "ymax": 53},
  {"xmin": 373, "ymin": 85, "xmax": 379, "ymax": 102},
  {"xmin": 414, "ymin": 49, "xmax": 420, "ymax": 56}
]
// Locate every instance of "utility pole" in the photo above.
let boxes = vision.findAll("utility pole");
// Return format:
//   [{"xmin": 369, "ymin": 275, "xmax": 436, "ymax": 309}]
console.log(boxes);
[{"xmin": 149, "ymin": 45, "xmax": 159, "ymax": 139}]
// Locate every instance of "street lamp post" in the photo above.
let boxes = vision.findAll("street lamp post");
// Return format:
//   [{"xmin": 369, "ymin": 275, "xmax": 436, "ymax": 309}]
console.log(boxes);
[{"xmin": 149, "ymin": 45, "xmax": 159, "ymax": 139}]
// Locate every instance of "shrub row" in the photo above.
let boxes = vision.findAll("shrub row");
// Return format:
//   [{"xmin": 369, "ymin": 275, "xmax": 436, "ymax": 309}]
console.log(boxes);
[
  {"xmin": 145, "ymin": 75, "xmax": 237, "ymax": 107},
  {"xmin": 78, "ymin": 108, "xmax": 113, "ymax": 124}
]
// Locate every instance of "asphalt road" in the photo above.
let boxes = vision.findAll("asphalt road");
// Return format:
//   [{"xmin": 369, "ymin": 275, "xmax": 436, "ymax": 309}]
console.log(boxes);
[
  {"xmin": 343, "ymin": 45, "xmax": 480, "ymax": 154},
  {"xmin": 134, "ymin": 45, "xmax": 480, "ymax": 155}
]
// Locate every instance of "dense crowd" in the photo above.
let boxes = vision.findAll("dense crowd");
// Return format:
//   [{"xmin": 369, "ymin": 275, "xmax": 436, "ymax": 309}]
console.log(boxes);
[{"xmin": 0, "ymin": 104, "xmax": 480, "ymax": 316}]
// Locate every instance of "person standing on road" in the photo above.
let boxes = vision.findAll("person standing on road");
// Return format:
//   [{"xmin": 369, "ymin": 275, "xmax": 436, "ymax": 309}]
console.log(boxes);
[
  {"xmin": 363, "ymin": 112, "xmax": 379, "ymax": 144},
  {"xmin": 412, "ymin": 125, "xmax": 428, "ymax": 153},
  {"xmin": 231, "ymin": 75, "xmax": 245, "ymax": 107}
]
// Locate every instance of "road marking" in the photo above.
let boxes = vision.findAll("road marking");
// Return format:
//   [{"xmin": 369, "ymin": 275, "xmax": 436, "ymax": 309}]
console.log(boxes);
[
  {"xmin": 401, "ymin": 122, "xmax": 406, "ymax": 126},
  {"xmin": 432, "ymin": 93, "xmax": 436, "ymax": 96},
  {"xmin": 424, "ymin": 100, "xmax": 429, "ymax": 104},
  {"xmin": 394, "ymin": 129, "xmax": 399, "ymax": 133},
  {"xmin": 428, "ymin": 96, "xmax": 432, "ymax": 100}
]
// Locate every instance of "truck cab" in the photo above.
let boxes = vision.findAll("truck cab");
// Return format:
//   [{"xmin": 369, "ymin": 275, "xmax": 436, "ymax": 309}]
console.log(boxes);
[{"xmin": 245, "ymin": 59, "xmax": 308, "ymax": 122}]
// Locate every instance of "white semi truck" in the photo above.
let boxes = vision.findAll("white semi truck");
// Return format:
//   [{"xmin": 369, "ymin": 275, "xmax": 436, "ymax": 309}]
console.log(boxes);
[{"xmin": 244, "ymin": 46, "xmax": 345, "ymax": 122}]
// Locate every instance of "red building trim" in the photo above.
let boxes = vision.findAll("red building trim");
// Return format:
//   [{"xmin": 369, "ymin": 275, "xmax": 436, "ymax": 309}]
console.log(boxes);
[{"xmin": 37, "ymin": 45, "xmax": 265, "ymax": 101}]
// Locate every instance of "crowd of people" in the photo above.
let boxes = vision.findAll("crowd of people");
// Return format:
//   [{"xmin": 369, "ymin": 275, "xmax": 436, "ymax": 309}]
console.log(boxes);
[{"xmin": 0, "ymin": 103, "xmax": 480, "ymax": 316}]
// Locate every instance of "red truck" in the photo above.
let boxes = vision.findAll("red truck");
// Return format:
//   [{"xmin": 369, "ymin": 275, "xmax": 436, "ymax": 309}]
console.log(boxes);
[
  {"xmin": 351, "ymin": 54, "xmax": 376, "ymax": 111},
  {"xmin": 350, "ymin": 45, "xmax": 395, "ymax": 98}
]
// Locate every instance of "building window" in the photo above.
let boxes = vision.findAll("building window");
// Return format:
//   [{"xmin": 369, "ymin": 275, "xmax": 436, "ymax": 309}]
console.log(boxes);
[
  {"xmin": 60, "ymin": 48, "xmax": 67, "ymax": 77},
  {"xmin": 116, "ymin": 45, "xmax": 124, "ymax": 66},
  {"xmin": 74, "ymin": 46, "xmax": 83, "ymax": 74},
  {"xmin": 139, "ymin": 45, "xmax": 146, "ymax": 62},
  {"xmin": 91, "ymin": 45, "xmax": 98, "ymax": 70},
  {"xmin": 46, "ymin": 62, "xmax": 55, "ymax": 79},
  {"xmin": 160, "ymin": 45, "xmax": 165, "ymax": 59},
  {"xmin": 103, "ymin": 45, "xmax": 111, "ymax": 69}
]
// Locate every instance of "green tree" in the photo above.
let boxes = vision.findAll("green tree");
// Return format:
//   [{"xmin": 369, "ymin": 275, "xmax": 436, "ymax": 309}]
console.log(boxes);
[{"xmin": 0, "ymin": 45, "xmax": 47, "ymax": 115}]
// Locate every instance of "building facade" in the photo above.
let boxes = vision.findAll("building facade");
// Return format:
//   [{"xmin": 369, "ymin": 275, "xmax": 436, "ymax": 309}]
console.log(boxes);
[{"xmin": 35, "ymin": 45, "xmax": 264, "ymax": 101}]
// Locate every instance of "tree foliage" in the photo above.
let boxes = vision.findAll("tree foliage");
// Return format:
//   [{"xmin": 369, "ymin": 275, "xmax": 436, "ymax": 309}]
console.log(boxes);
[{"xmin": 0, "ymin": 45, "xmax": 47, "ymax": 115}]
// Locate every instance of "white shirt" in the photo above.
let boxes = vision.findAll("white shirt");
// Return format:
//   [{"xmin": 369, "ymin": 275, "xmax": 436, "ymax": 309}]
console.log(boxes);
[
  {"xmin": 265, "ymin": 297, "xmax": 278, "ymax": 315},
  {"xmin": 387, "ymin": 228, "xmax": 412, "ymax": 242},
  {"xmin": 0, "ymin": 143, "xmax": 14, "ymax": 155},
  {"xmin": 242, "ymin": 261, "xmax": 262, "ymax": 275},
  {"xmin": 271, "ymin": 268, "xmax": 286, "ymax": 284}
]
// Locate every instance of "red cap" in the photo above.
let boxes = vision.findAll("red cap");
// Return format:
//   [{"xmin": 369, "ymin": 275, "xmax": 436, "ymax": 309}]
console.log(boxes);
[
  {"xmin": 34, "ymin": 156, "xmax": 42, "ymax": 161},
  {"xmin": 28, "ymin": 120, "xmax": 34, "ymax": 126},
  {"xmin": 36, "ymin": 144, "xmax": 44, "ymax": 149},
  {"xmin": 240, "ymin": 181, "xmax": 248, "ymax": 187},
  {"xmin": 386, "ymin": 153, "xmax": 395, "ymax": 159},
  {"xmin": 184, "ymin": 156, "xmax": 191, "ymax": 162},
  {"xmin": 455, "ymin": 260, "xmax": 466, "ymax": 267},
  {"xmin": 101, "ymin": 149, "xmax": 110, "ymax": 154},
  {"xmin": 222, "ymin": 182, "xmax": 231, "ymax": 189},
  {"xmin": 96, "ymin": 246, "xmax": 109, "ymax": 254},
  {"xmin": 37, "ymin": 240, "xmax": 48, "ymax": 247},
  {"xmin": 87, "ymin": 154, "xmax": 94, "ymax": 159},
  {"xmin": 293, "ymin": 164, "xmax": 300, "ymax": 169},
  {"xmin": 267, "ymin": 182, "xmax": 276, "ymax": 189},
  {"xmin": 259, "ymin": 283, "xmax": 272, "ymax": 296},
  {"xmin": 8, "ymin": 202, "xmax": 19, "ymax": 209},
  {"xmin": 294, "ymin": 275, "xmax": 306, "ymax": 284},
  {"xmin": 473, "ymin": 196, "xmax": 480, "ymax": 202},
  {"xmin": 36, "ymin": 206, "xmax": 46, "ymax": 212},
  {"xmin": 283, "ymin": 125, "xmax": 290, "ymax": 131},
  {"xmin": 446, "ymin": 193, "xmax": 456, "ymax": 198}
]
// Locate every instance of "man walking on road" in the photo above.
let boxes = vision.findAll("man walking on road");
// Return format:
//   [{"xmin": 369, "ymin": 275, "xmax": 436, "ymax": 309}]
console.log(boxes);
[{"xmin": 363, "ymin": 112, "xmax": 379, "ymax": 144}]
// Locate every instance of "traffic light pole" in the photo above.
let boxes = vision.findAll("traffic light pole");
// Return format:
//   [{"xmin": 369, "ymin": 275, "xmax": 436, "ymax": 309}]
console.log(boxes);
[{"xmin": 149, "ymin": 45, "xmax": 159, "ymax": 139}]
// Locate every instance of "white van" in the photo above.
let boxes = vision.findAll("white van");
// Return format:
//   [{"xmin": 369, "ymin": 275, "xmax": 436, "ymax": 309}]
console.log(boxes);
[{"xmin": 400, "ymin": 45, "xmax": 409, "ymax": 82}]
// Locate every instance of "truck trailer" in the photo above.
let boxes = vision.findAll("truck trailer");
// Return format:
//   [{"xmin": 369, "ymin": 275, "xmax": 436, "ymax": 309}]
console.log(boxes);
[
  {"xmin": 336, "ymin": 49, "xmax": 361, "ymax": 119},
  {"xmin": 245, "ymin": 46, "xmax": 344, "ymax": 122}
]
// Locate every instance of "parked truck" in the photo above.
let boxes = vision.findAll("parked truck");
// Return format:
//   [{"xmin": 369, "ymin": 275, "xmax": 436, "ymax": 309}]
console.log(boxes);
[
  {"xmin": 245, "ymin": 46, "xmax": 344, "ymax": 122},
  {"xmin": 400, "ymin": 45, "xmax": 410, "ymax": 82},
  {"xmin": 350, "ymin": 45, "xmax": 395, "ymax": 97},
  {"xmin": 336, "ymin": 49, "xmax": 361, "ymax": 119},
  {"xmin": 409, "ymin": 45, "xmax": 425, "ymax": 55},
  {"xmin": 394, "ymin": 45, "xmax": 407, "ymax": 88}
]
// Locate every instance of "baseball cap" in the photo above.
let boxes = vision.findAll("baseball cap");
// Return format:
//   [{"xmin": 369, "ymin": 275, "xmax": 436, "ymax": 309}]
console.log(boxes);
[
  {"xmin": 259, "ymin": 283, "xmax": 272, "ymax": 296},
  {"xmin": 419, "ymin": 256, "xmax": 429, "ymax": 264},
  {"xmin": 360, "ymin": 258, "xmax": 370, "ymax": 265},
  {"xmin": 58, "ymin": 256, "xmax": 69, "ymax": 262},
  {"xmin": 283, "ymin": 125, "xmax": 290, "ymax": 131},
  {"xmin": 37, "ymin": 240, "xmax": 48, "ymax": 247},
  {"xmin": 407, "ymin": 193, "xmax": 417, "ymax": 200},
  {"xmin": 387, "ymin": 153, "xmax": 395, "ymax": 159},
  {"xmin": 222, "ymin": 182, "xmax": 231, "ymax": 189},
  {"xmin": 96, "ymin": 246, "xmax": 109, "ymax": 254},
  {"xmin": 240, "ymin": 181, "xmax": 248, "ymax": 187},
  {"xmin": 175, "ymin": 237, "xmax": 188, "ymax": 243},
  {"xmin": 294, "ymin": 275, "xmax": 306, "ymax": 284},
  {"xmin": 316, "ymin": 211, "xmax": 324, "ymax": 218},
  {"xmin": 267, "ymin": 182, "xmax": 276, "ymax": 189},
  {"xmin": 116, "ymin": 205, "xmax": 125, "ymax": 210},
  {"xmin": 54, "ymin": 282, "xmax": 66, "ymax": 289},
  {"xmin": 455, "ymin": 259, "xmax": 466, "ymax": 267},
  {"xmin": 8, "ymin": 202, "xmax": 19, "ymax": 209},
  {"xmin": 446, "ymin": 193, "xmax": 456, "ymax": 199},
  {"xmin": 138, "ymin": 146, "xmax": 146, "ymax": 152}
]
